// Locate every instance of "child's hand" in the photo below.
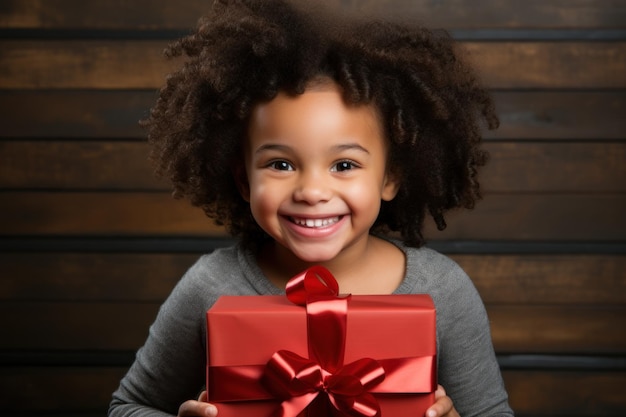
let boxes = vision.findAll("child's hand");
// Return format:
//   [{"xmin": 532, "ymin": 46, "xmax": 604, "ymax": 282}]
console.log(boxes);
[
  {"xmin": 177, "ymin": 386, "xmax": 457, "ymax": 417},
  {"xmin": 177, "ymin": 391, "xmax": 217, "ymax": 417},
  {"xmin": 426, "ymin": 385, "xmax": 460, "ymax": 417}
]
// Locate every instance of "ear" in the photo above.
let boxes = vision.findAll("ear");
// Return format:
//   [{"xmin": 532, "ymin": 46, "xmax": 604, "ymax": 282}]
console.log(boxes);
[
  {"xmin": 381, "ymin": 170, "xmax": 401, "ymax": 202},
  {"xmin": 233, "ymin": 163, "xmax": 250, "ymax": 202}
]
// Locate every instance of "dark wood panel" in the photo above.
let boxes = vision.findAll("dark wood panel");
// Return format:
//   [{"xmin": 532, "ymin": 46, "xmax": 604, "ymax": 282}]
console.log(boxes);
[
  {"xmin": 1, "ymin": 302, "xmax": 624, "ymax": 353},
  {"xmin": 451, "ymin": 254, "xmax": 626, "ymax": 305},
  {"xmin": 1, "ymin": 41, "xmax": 624, "ymax": 89},
  {"xmin": 462, "ymin": 42, "xmax": 626, "ymax": 89},
  {"xmin": 0, "ymin": 252, "xmax": 196, "ymax": 301},
  {"xmin": 0, "ymin": 90, "xmax": 153, "ymax": 139},
  {"xmin": 1, "ymin": 0, "xmax": 624, "ymax": 30},
  {"xmin": 489, "ymin": 306, "xmax": 626, "ymax": 354},
  {"xmin": 2, "ymin": 253, "xmax": 624, "ymax": 304},
  {"xmin": 481, "ymin": 142, "xmax": 626, "ymax": 193},
  {"xmin": 502, "ymin": 370, "xmax": 626, "ymax": 417},
  {"xmin": 425, "ymin": 193, "xmax": 626, "ymax": 242},
  {"xmin": 487, "ymin": 91, "xmax": 626, "ymax": 140},
  {"xmin": 0, "ymin": 141, "xmax": 142, "ymax": 188},
  {"xmin": 0, "ymin": 192, "xmax": 223, "ymax": 236},
  {"xmin": 2, "ymin": 141, "xmax": 624, "ymax": 192},
  {"xmin": 2, "ymin": 91, "xmax": 625, "ymax": 140},
  {"xmin": 0, "ymin": 0, "xmax": 205, "ymax": 30},
  {"xmin": 0, "ymin": 366, "xmax": 126, "ymax": 413},
  {"xmin": 0, "ymin": 302, "xmax": 160, "ymax": 350},
  {"xmin": 0, "ymin": 367, "xmax": 625, "ymax": 416},
  {"xmin": 0, "ymin": 40, "xmax": 180, "ymax": 89},
  {"xmin": 1, "ymin": 192, "xmax": 624, "ymax": 240},
  {"xmin": 0, "ymin": 141, "xmax": 162, "ymax": 190}
]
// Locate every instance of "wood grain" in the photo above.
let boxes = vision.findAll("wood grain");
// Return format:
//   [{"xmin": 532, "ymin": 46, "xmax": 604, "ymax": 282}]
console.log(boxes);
[
  {"xmin": 1, "ymin": 302, "xmax": 623, "ymax": 353},
  {"xmin": 1, "ymin": 192, "xmax": 624, "ymax": 240},
  {"xmin": 502, "ymin": 369, "xmax": 626, "ymax": 416},
  {"xmin": 1, "ymin": 0, "xmax": 624, "ymax": 30},
  {"xmin": 1, "ymin": 41, "xmax": 624, "ymax": 89},
  {"xmin": 3, "ymin": 253, "xmax": 624, "ymax": 304},
  {"xmin": 2, "ymin": 141, "xmax": 624, "ymax": 192},
  {"xmin": 2, "ymin": 91, "xmax": 624, "ymax": 140}
]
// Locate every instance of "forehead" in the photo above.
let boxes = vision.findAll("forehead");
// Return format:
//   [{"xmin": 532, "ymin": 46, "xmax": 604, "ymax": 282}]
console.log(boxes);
[{"xmin": 248, "ymin": 83, "xmax": 383, "ymax": 141}]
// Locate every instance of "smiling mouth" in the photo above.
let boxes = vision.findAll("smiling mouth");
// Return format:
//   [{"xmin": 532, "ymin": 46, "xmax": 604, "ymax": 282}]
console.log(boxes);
[{"xmin": 290, "ymin": 216, "xmax": 341, "ymax": 228}]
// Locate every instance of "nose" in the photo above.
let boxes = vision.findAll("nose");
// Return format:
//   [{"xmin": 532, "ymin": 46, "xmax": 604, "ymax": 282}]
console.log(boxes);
[{"xmin": 292, "ymin": 169, "xmax": 331, "ymax": 204}]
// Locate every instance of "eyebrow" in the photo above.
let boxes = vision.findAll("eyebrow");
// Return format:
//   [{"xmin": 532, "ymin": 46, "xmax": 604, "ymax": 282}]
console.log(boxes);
[
  {"xmin": 254, "ymin": 143, "xmax": 291, "ymax": 154},
  {"xmin": 333, "ymin": 143, "xmax": 370, "ymax": 154},
  {"xmin": 254, "ymin": 143, "xmax": 370, "ymax": 155}
]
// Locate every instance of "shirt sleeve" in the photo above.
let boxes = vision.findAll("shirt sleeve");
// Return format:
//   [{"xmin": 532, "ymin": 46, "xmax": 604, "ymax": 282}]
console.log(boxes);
[
  {"xmin": 108, "ymin": 261, "xmax": 210, "ymax": 417},
  {"xmin": 434, "ymin": 262, "xmax": 514, "ymax": 417}
]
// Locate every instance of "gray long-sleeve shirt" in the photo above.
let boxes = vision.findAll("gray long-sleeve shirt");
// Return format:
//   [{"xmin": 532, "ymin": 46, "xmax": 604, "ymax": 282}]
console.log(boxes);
[{"xmin": 109, "ymin": 241, "xmax": 513, "ymax": 416}]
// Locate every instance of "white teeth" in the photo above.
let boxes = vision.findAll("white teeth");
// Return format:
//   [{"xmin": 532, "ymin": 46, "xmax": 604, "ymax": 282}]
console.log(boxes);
[{"xmin": 292, "ymin": 216, "xmax": 340, "ymax": 228}]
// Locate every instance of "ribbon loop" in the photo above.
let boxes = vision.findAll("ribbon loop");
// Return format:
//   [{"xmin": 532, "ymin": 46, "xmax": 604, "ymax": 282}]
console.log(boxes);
[
  {"xmin": 286, "ymin": 265, "xmax": 340, "ymax": 305},
  {"xmin": 264, "ymin": 349, "xmax": 385, "ymax": 417},
  {"xmin": 264, "ymin": 350, "xmax": 323, "ymax": 399}
]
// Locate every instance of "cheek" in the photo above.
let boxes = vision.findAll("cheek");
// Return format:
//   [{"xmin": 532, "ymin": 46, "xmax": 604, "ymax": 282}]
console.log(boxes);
[
  {"xmin": 248, "ymin": 181, "xmax": 280, "ymax": 219},
  {"xmin": 343, "ymin": 179, "xmax": 384, "ymax": 209}
]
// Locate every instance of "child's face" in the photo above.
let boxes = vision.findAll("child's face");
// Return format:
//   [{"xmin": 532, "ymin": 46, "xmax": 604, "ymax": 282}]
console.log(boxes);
[{"xmin": 242, "ymin": 83, "xmax": 399, "ymax": 264}]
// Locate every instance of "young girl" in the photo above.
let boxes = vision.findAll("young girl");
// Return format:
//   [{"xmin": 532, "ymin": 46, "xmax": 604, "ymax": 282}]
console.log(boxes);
[{"xmin": 109, "ymin": 0, "xmax": 513, "ymax": 416}]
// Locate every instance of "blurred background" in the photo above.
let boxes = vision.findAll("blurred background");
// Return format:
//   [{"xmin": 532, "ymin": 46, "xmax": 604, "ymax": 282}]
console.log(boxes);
[{"xmin": 0, "ymin": 0, "xmax": 625, "ymax": 415}]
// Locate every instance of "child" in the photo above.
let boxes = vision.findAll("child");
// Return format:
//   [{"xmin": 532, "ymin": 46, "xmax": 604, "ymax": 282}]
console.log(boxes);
[{"xmin": 109, "ymin": 0, "xmax": 512, "ymax": 416}]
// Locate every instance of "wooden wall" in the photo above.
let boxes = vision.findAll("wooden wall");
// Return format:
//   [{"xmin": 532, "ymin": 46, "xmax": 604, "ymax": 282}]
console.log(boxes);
[{"xmin": 1, "ymin": 1, "xmax": 625, "ymax": 416}]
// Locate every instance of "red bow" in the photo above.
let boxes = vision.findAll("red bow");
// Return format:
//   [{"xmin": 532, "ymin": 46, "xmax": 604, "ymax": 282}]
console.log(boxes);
[{"xmin": 262, "ymin": 266, "xmax": 385, "ymax": 417}]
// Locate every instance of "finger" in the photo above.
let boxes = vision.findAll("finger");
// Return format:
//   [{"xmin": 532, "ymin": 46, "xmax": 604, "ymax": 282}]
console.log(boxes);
[
  {"xmin": 197, "ymin": 390, "xmax": 208, "ymax": 402},
  {"xmin": 434, "ymin": 384, "xmax": 446, "ymax": 399},
  {"xmin": 426, "ymin": 386, "xmax": 455, "ymax": 417},
  {"xmin": 178, "ymin": 400, "xmax": 217, "ymax": 417}
]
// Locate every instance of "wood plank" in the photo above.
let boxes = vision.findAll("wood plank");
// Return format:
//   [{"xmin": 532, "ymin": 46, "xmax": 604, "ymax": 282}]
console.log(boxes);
[
  {"xmin": 0, "ymin": 0, "xmax": 205, "ymax": 30},
  {"xmin": 0, "ymin": 252, "xmax": 197, "ymax": 301},
  {"xmin": 2, "ymin": 91, "xmax": 625, "ymax": 140},
  {"xmin": 0, "ymin": 90, "xmax": 153, "ymax": 139},
  {"xmin": 0, "ymin": 40, "xmax": 180, "ymax": 89},
  {"xmin": 462, "ymin": 42, "xmax": 626, "ymax": 89},
  {"xmin": 1, "ymin": 41, "xmax": 624, "ymax": 89},
  {"xmin": 502, "ymin": 370, "xmax": 626, "ymax": 417},
  {"xmin": 489, "ymin": 305, "xmax": 626, "ymax": 354},
  {"xmin": 0, "ymin": 141, "xmax": 161, "ymax": 191},
  {"xmin": 425, "ymin": 193, "xmax": 626, "ymax": 242},
  {"xmin": 1, "ymin": 192, "xmax": 624, "ymax": 240},
  {"xmin": 481, "ymin": 142, "xmax": 626, "ymax": 193},
  {"xmin": 2, "ymin": 253, "xmax": 625, "ymax": 305},
  {"xmin": 1, "ymin": 367, "xmax": 625, "ymax": 417},
  {"xmin": 1, "ymin": 0, "xmax": 624, "ymax": 30},
  {"xmin": 2, "ymin": 141, "xmax": 624, "ymax": 192},
  {"xmin": 0, "ymin": 302, "xmax": 160, "ymax": 350},
  {"xmin": 1, "ymin": 302, "xmax": 624, "ymax": 353},
  {"xmin": 1, "ymin": 366, "xmax": 624, "ymax": 416},
  {"xmin": 0, "ymin": 141, "xmax": 162, "ymax": 190},
  {"xmin": 0, "ymin": 192, "xmax": 224, "ymax": 236},
  {"xmin": 0, "ymin": 366, "xmax": 127, "ymax": 413},
  {"xmin": 0, "ymin": 367, "xmax": 626, "ymax": 417},
  {"xmin": 451, "ymin": 254, "xmax": 626, "ymax": 305},
  {"xmin": 487, "ymin": 91, "xmax": 626, "ymax": 141}
]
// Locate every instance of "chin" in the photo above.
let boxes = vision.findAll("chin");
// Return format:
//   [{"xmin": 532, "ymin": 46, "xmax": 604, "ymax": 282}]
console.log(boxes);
[{"xmin": 290, "ymin": 248, "xmax": 340, "ymax": 265}]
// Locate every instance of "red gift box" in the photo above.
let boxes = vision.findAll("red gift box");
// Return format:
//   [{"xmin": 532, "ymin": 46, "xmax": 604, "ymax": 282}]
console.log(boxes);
[{"xmin": 206, "ymin": 266, "xmax": 436, "ymax": 416}]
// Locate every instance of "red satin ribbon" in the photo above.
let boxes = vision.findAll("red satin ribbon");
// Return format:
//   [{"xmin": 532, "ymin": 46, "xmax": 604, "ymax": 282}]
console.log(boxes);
[
  {"xmin": 209, "ymin": 266, "xmax": 435, "ymax": 416},
  {"xmin": 264, "ymin": 350, "xmax": 385, "ymax": 417},
  {"xmin": 267, "ymin": 266, "xmax": 379, "ymax": 416},
  {"xmin": 286, "ymin": 266, "xmax": 350, "ymax": 374},
  {"xmin": 209, "ymin": 356, "xmax": 434, "ymax": 399}
]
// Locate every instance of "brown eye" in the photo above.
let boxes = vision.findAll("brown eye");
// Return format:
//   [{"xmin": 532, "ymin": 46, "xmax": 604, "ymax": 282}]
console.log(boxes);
[
  {"xmin": 331, "ymin": 160, "xmax": 357, "ymax": 172},
  {"xmin": 269, "ymin": 160, "xmax": 294, "ymax": 171}
]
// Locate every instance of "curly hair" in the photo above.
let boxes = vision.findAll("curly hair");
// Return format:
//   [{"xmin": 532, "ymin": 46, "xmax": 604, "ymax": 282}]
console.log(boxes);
[{"xmin": 144, "ymin": 0, "xmax": 498, "ymax": 248}]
